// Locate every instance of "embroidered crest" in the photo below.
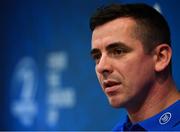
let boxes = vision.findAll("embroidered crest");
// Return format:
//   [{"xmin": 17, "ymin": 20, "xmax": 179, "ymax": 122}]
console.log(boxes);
[{"xmin": 159, "ymin": 112, "xmax": 171, "ymax": 125}]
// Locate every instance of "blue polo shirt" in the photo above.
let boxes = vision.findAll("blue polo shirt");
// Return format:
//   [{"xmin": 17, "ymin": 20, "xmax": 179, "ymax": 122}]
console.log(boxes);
[{"xmin": 113, "ymin": 100, "xmax": 180, "ymax": 131}]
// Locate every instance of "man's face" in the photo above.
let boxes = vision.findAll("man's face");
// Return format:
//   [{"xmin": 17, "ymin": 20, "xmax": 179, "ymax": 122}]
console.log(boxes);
[{"xmin": 91, "ymin": 18, "xmax": 155, "ymax": 108}]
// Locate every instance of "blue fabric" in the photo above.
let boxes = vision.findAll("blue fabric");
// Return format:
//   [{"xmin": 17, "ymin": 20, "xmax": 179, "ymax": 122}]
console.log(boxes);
[{"xmin": 113, "ymin": 100, "xmax": 180, "ymax": 131}]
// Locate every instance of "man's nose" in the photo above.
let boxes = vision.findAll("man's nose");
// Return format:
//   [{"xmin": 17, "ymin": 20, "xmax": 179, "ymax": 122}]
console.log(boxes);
[{"xmin": 96, "ymin": 54, "xmax": 113, "ymax": 78}]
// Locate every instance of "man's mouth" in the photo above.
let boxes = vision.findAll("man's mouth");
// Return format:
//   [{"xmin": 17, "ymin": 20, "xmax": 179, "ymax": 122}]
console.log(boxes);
[{"xmin": 102, "ymin": 80, "xmax": 121, "ymax": 94}]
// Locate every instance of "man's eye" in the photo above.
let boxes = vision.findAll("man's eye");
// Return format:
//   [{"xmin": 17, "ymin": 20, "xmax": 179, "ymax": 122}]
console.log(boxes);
[
  {"xmin": 112, "ymin": 48, "xmax": 124, "ymax": 55},
  {"xmin": 115, "ymin": 49, "xmax": 123, "ymax": 54},
  {"xmin": 92, "ymin": 54, "xmax": 101, "ymax": 63}
]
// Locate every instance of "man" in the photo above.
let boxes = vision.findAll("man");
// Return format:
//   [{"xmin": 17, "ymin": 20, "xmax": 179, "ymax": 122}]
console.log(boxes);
[{"xmin": 89, "ymin": 3, "xmax": 180, "ymax": 131}]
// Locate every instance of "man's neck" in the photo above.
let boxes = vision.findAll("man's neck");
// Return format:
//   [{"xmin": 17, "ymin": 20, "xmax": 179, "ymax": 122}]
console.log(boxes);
[{"xmin": 127, "ymin": 78, "xmax": 180, "ymax": 123}]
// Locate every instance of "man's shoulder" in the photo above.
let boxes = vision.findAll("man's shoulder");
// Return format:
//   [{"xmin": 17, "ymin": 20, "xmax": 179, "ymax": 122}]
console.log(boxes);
[
  {"xmin": 112, "ymin": 100, "xmax": 180, "ymax": 131},
  {"xmin": 139, "ymin": 100, "xmax": 180, "ymax": 131},
  {"xmin": 112, "ymin": 121, "xmax": 124, "ymax": 131}
]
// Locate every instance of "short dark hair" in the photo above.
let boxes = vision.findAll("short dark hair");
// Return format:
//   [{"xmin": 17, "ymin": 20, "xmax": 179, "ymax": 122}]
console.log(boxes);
[
  {"xmin": 89, "ymin": 3, "xmax": 171, "ymax": 53},
  {"xmin": 89, "ymin": 3, "xmax": 172, "ymax": 73}
]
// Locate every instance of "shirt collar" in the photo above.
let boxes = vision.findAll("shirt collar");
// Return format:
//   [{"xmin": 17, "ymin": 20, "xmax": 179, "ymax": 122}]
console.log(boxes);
[
  {"xmin": 138, "ymin": 100, "xmax": 180, "ymax": 131},
  {"xmin": 124, "ymin": 100, "xmax": 180, "ymax": 131}
]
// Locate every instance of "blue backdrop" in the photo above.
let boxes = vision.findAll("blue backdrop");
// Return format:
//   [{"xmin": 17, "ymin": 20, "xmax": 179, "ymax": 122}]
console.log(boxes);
[{"xmin": 1, "ymin": 0, "xmax": 180, "ymax": 130}]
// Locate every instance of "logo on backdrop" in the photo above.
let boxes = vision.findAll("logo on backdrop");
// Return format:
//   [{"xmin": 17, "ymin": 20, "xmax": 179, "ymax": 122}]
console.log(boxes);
[
  {"xmin": 11, "ymin": 57, "xmax": 38, "ymax": 126},
  {"xmin": 46, "ymin": 52, "xmax": 75, "ymax": 126},
  {"xmin": 11, "ymin": 51, "xmax": 76, "ymax": 127}
]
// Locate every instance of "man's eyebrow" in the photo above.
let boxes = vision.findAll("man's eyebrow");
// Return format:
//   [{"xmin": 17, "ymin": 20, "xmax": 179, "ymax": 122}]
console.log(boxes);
[
  {"xmin": 90, "ymin": 42, "xmax": 132, "ymax": 56},
  {"xmin": 106, "ymin": 42, "xmax": 132, "ymax": 51},
  {"xmin": 90, "ymin": 48, "xmax": 100, "ymax": 56}
]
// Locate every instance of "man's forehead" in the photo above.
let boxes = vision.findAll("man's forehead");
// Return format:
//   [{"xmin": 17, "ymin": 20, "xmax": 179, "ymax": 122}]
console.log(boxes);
[
  {"xmin": 92, "ymin": 17, "xmax": 137, "ymax": 48},
  {"xmin": 92, "ymin": 17, "xmax": 136, "ymax": 35},
  {"xmin": 92, "ymin": 35, "xmax": 114, "ymax": 48}
]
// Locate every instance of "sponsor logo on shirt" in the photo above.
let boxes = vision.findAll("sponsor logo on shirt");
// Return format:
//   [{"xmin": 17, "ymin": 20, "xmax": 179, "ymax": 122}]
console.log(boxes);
[{"xmin": 159, "ymin": 112, "xmax": 171, "ymax": 125}]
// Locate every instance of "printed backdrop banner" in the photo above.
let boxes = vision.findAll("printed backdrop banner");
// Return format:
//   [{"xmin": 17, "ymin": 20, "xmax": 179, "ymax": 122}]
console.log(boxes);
[{"xmin": 1, "ymin": 0, "xmax": 180, "ymax": 130}]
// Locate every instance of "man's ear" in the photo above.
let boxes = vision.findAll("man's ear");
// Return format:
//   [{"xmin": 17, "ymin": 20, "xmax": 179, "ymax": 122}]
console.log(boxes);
[{"xmin": 153, "ymin": 44, "xmax": 172, "ymax": 72}]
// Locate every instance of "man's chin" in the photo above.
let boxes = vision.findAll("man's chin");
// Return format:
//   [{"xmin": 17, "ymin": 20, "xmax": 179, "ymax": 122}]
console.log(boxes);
[{"xmin": 108, "ymin": 98, "xmax": 125, "ymax": 108}]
